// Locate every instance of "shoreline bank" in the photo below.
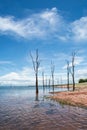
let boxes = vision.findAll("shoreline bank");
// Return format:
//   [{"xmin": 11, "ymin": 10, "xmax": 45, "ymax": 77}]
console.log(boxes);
[{"xmin": 49, "ymin": 87, "xmax": 87, "ymax": 108}]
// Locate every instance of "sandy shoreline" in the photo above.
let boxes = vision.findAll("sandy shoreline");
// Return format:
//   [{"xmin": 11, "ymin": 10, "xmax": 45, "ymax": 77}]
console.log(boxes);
[{"xmin": 50, "ymin": 87, "xmax": 87, "ymax": 108}]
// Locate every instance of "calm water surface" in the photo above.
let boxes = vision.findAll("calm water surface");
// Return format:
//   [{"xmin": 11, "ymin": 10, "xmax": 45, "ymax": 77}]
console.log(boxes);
[{"xmin": 0, "ymin": 86, "xmax": 87, "ymax": 130}]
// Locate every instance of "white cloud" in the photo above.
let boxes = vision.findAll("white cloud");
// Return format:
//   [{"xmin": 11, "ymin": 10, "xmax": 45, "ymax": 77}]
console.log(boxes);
[
  {"xmin": 0, "ymin": 67, "xmax": 34, "ymax": 86},
  {"xmin": 0, "ymin": 60, "xmax": 13, "ymax": 65},
  {"xmin": 0, "ymin": 66, "xmax": 45, "ymax": 86},
  {"xmin": 76, "ymin": 68, "xmax": 87, "ymax": 81},
  {"xmin": 0, "ymin": 16, "xmax": 26, "ymax": 37},
  {"xmin": 75, "ymin": 56, "xmax": 84, "ymax": 65},
  {"xmin": 70, "ymin": 17, "xmax": 87, "ymax": 42},
  {"xmin": 77, "ymin": 69, "xmax": 87, "ymax": 75},
  {"xmin": 0, "ymin": 8, "xmax": 87, "ymax": 42},
  {"xmin": 63, "ymin": 56, "xmax": 84, "ymax": 69},
  {"xmin": 0, "ymin": 72, "xmax": 20, "ymax": 80},
  {"xmin": 0, "ymin": 8, "xmax": 63, "ymax": 39},
  {"xmin": 40, "ymin": 8, "xmax": 63, "ymax": 30}
]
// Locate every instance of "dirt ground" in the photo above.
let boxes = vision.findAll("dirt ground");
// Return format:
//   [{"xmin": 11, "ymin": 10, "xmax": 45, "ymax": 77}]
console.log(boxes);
[{"xmin": 50, "ymin": 87, "xmax": 87, "ymax": 108}]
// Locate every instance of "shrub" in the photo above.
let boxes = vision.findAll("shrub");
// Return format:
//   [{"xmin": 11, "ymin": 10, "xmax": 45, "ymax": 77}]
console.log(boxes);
[
  {"xmin": 79, "ymin": 78, "xmax": 87, "ymax": 83},
  {"xmin": 79, "ymin": 79, "xmax": 86, "ymax": 83}
]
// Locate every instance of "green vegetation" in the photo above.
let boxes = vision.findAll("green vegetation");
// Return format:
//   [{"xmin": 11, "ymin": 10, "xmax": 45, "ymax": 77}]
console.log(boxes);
[{"xmin": 79, "ymin": 78, "xmax": 87, "ymax": 83}]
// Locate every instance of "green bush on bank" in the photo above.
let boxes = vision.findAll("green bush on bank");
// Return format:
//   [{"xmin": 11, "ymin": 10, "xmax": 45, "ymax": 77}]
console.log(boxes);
[{"xmin": 79, "ymin": 78, "xmax": 87, "ymax": 83}]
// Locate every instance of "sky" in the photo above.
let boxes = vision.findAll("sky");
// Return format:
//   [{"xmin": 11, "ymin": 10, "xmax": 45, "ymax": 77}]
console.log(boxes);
[{"xmin": 0, "ymin": 0, "xmax": 87, "ymax": 86}]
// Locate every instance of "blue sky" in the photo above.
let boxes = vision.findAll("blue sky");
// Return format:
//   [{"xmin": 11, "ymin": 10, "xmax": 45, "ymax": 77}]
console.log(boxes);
[{"xmin": 0, "ymin": 0, "xmax": 87, "ymax": 86}]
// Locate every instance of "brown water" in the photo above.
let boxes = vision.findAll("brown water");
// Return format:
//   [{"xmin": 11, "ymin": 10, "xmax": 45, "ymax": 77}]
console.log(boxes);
[{"xmin": 0, "ymin": 86, "xmax": 87, "ymax": 130}]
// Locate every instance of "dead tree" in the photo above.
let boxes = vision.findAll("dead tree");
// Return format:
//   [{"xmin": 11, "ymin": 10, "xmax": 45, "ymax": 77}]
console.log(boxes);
[
  {"xmin": 45, "ymin": 75, "xmax": 47, "ymax": 88},
  {"xmin": 70, "ymin": 52, "xmax": 76, "ymax": 91},
  {"xmin": 72, "ymin": 52, "xmax": 76, "ymax": 91},
  {"xmin": 61, "ymin": 76, "xmax": 62, "ymax": 88},
  {"xmin": 66, "ymin": 60, "xmax": 70, "ymax": 91},
  {"xmin": 30, "ymin": 49, "xmax": 40, "ymax": 94},
  {"xmin": 57, "ymin": 78, "xmax": 59, "ymax": 86},
  {"xmin": 49, "ymin": 78, "xmax": 51, "ymax": 92},
  {"xmin": 51, "ymin": 61, "xmax": 55, "ymax": 92},
  {"xmin": 42, "ymin": 71, "xmax": 45, "ymax": 92}
]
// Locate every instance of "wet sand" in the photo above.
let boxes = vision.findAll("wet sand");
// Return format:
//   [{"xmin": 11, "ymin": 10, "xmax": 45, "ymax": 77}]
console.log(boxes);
[{"xmin": 50, "ymin": 87, "xmax": 87, "ymax": 108}]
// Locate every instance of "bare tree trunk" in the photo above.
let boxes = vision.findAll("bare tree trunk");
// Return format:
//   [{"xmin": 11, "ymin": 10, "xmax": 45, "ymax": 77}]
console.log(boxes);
[
  {"xmin": 66, "ymin": 60, "xmax": 70, "ymax": 91},
  {"xmin": 72, "ymin": 62, "xmax": 75, "ymax": 91},
  {"xmin": 46, "ymin": 75, "xmax": 47, "ymax": 87},
  {"xmin": 61, "ymin": 76, "xmax": 62, "ymax": 88},
  {"xmin": 57, "ymin": 79, "xmax": 59, "ymax": 85},
  {"xmin": 30, "ymin": 49, "xmax": 40, "ymax": 94},
  {"xmin": 72, "ymin": 52, "xmax": 76, "ymax": 91},
  {"xmin": 42, "ymin": 71, "xmax": 45, "ymax": 93},
  {"xmin": 36, "ymin": 73, "xmax": 38, "ymax": 94},
  {"xmin": 69, "ymin": 52, "xmax": 76, "ymax": 91},
  {"xmin": 52, "ymin": 75, "xmax": 54, "ymax": 92},
  {"xmin": 49, "ymin": 78, "xmax": 50, "ymax": 92},
  {"xmin": 67, "ymin": 72, "xmax": 69, "ymax": 91},
  {"xmin": 51, "ymin": 61, "xmax": 55, "ymax": 93}
]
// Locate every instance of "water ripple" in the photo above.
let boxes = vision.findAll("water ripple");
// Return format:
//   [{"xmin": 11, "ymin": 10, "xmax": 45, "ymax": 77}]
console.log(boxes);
[{"xmin": 0, "ymin": 87, "xmax": 87, "ymax": 130}]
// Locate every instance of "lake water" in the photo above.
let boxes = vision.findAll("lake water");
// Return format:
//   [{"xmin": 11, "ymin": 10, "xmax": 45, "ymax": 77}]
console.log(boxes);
[{"xmin": 0, "ymin": 86, "xmax": 87, "ymax": 130}]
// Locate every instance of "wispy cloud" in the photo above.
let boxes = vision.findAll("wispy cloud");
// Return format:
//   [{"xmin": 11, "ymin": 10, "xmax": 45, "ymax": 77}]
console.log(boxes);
[
  {"xmin": 70, "ymin": 17, "xmax": 87, "ymax": 42},
  {"xmin": 0, "ymin": 8, "xmax": 63, "ymax": 39},
  {"xmin": 0, "ymin": 65, "xmax": 45, "ymax": 86},
  {"xmin": 63, "ymin": 56, "xmax": 84, "ymax": 69},
  {"xmin": 0, "ymin": 60, "xmax": 13, "ymax": 65},
  {"xmin": 0, "ymin": 67, "xmax": 35, "ymax": 86},
  {"xmin": 0, "ymin": 8, "xmax": 87, "ymax": 42},
  {"xmin": 75, "ymin": 68, "xmax": 87, "ymax": 81}
]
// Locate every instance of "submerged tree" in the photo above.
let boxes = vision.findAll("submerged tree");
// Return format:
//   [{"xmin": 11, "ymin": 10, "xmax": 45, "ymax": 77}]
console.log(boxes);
[
  {"xmin": 71, "ymin": 52, "xmax": 76, "ymax": 91},
  {"xmin": 66, "ymin": 60, "xmax": 70, "ymax": 91},
  {"xmin": 60, "ymin": 76, "xmax": 62, "ymax": 88},
  {"xmin": 51, "ymin": 61, "xmax": 55, "ymax": 92},
  {"xmin": 45, "ymin": 75, "xmax": 48, "ymax": 90},
  {"xmin": 49, "ymin": 78, "xmax": 51, "ymax": 92},
  {"xmin": 42, "ymin": 71, "xmax": 45, "ymax": 93},
  {"xmin": 70, "ymin": 51, "xmax": 76, "ymax": 91},
  {"xmin": 30, "ymin": 49, "xmax": 40, "ymax": 94}
]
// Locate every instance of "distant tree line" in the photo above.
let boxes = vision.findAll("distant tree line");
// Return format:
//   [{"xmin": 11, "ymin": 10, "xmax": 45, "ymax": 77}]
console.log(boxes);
[{"xmin": 79, "ymin": 78, "xmax": 87, "ymax": 83}]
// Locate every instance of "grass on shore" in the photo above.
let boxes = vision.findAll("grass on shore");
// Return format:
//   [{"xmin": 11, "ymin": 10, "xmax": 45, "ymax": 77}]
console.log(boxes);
[
  {"xmin": 50, "ymin": 82, "xmax": 87, "ymax": 108},
  {"xmin": 55, "ymin": 82, "xmax": 87, "ymax": 90}
]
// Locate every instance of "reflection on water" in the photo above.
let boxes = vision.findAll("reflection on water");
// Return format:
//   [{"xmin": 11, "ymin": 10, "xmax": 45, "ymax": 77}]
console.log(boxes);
[{"xmin": 0, "ymin": 86, "xmax": 87, "ymax": 130}]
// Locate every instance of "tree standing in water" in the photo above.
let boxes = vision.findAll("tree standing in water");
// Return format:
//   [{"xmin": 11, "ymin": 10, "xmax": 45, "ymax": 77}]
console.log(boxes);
[
  {"xmin": 49, "ymin": 79, "xmax": 50, "ymax": 91},
  {"xmin": 30, "ymin": 49, "xmax": 40, "ymax": 94},
  {"xmin": 66, "ymin": 60, "xmax": 70, "ymax": 91},
  {"xmin": 42, "ymin": 71, "xmax": 45, "ymax": 93},
  {"xmin": 71, "ymin": 52, "xmax": 76, "ymax": 91},
  {"xmin": 69, "ymin": 51, "xmax": 76, "ymax": 91},
  {"xmin": 51, "ymin": 61, "xmax": 55, "ymax": 92}
]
